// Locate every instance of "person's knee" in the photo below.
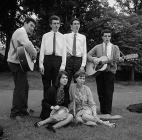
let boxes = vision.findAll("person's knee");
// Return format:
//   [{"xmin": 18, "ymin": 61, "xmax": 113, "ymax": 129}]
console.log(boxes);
[
  {"xmin": 67, "ymin": 114, "xmax": 73, "ymax": 121},
  {"xmin": 76, "ymin": 116, "xmax": 83, "ymax": 123},
  {"xmin": 82, "ymin": 114, "xmax": 90, "ymax": 121}
]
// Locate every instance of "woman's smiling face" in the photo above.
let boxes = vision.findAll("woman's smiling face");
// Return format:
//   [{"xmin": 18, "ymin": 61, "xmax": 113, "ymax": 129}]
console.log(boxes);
[
  {"xmin": 76, "ymin": 75, "xmax": 85, "ymax": 86},
  {"xmin": 60, "ymin": 74, "xmax": 68, "ymax": 86}
]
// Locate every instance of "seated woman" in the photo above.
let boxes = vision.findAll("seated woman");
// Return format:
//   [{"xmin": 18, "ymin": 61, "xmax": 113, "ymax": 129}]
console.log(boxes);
[
  {"xmin": 69, "ymin": 70, "xmax": 115, "ymax": 128},
  {"xmin": 34, "ymin": 71, "xmax": 73, "ymax": 132}
]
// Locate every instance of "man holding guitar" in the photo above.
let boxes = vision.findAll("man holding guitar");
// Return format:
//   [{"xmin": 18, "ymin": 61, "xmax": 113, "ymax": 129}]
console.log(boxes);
[
  {"xmin": 87, "ymin": 29, "xmax": 122, "ymax": 120},
  {"xmin": 7, "ymin": 17, "xmax": 37, "ymax": 119}
]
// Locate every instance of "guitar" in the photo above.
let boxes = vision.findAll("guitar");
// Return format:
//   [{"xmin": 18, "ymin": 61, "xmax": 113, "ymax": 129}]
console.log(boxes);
[
  {"xmin": 17, "ymin": 46, "xmax": 36, "ymax": 72},
  {"xmin": 86, "ymin": 54, "xmax": 138, "ymax": 76}
]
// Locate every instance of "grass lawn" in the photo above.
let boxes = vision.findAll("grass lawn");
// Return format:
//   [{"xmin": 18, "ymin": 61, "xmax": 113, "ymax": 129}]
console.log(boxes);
[{"xmin": 0, "ymin": 71, "xmax": 142, "ymax": 140}]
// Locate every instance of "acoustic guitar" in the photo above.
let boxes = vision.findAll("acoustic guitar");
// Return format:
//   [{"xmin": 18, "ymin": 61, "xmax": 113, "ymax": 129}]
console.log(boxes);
[
  {"xmin": 86, "ymin": 54, "xmax": 138, "ymax": 76},
  {"xmin": 17, "ymin": 46, "xmax": 36, "ymax": 72}
]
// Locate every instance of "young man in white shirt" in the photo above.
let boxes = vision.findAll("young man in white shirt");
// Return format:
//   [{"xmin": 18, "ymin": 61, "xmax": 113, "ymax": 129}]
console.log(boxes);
[
  {"xmin": 64, "ymin": 18, "xmax": 87, "ymax": 92},
  {"xmin": 7, "ymin": 17, "xmax": 37, "ymax": 119},
  {"xmin": 39, "ymin": 15, "xmax": 66, "ymax": 119}
]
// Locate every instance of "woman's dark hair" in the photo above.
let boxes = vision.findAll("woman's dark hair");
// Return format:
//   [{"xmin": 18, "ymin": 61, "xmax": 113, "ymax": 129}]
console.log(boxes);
[
  {"xmin": 74, "ymin": 70, "xmax": 86, "ymax": 80},
  {"xmin": 55, "ymin": 71, "xmax": 68, "ymax": 88}
]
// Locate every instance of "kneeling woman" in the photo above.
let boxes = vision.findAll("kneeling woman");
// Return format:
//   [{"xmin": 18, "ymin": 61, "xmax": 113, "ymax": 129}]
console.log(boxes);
[
  {"xmin": 69, "ymin": 71, "xmax": 115, "ymax": 128},
  {"xmin": 35, "ymin": 71, "xmax": 73, "ymax": 132}
]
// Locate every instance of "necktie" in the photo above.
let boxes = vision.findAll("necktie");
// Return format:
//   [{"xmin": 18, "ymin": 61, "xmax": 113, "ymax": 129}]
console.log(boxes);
[
  {"xmin": 104, "ymin": 43, "xmax": 107, "ymax": 56},
  {"xmin": 53, "ymin": 32, "xmax": 56, "ymax": 55},
  {"xmin": 72, "ymin": 33, "xmax": 76, "ymax": 56}
]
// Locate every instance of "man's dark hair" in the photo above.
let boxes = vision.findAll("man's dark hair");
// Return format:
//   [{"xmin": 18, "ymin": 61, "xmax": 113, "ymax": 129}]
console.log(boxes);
[
  {"xmin": 101, "ymin": 29, "xmax": 112, "ymax": 36},
  {"xmin": 70, "ymin": 17, "xmax": 80, "ymax": 25},
  {"xmin": 24, "ymin": 17, "xmax": 36, "ymax": 25},
  {"xmin": 49, "ymin": 15, "xmax": 61, "ymax": 25}
]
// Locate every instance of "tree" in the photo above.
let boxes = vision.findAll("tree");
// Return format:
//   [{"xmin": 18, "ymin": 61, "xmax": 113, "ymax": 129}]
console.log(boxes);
[
  {"xmin": 116, "ymin": 0, "xmax": 142, "ymax": 14},
  {"xmin": 0, "ymin": 0, "xmax": 27, "ymax": 61}
]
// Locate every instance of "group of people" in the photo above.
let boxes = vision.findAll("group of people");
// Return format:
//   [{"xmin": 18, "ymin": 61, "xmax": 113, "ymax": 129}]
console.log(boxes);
[{"xmin": 7, "ymin": 15, "xmax": 122, "ymax": 133}]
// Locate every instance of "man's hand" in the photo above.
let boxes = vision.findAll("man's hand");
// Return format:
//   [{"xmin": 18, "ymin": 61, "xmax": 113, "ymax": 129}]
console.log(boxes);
[
  {"xmin": 93, "ymin": 58, "xmax": 100, "ymax": 65},
  {"xmin": 80, "ymin": 66, "xmax": 84, "ymax": 71},
  {"xmin": 54, "ymin": 105, "xmax": 60, "ymax": 110},
  {"xmin": 100, "ymin": 56, "xmax": 109, "ymax": 63},
  {"xmin": 119, "ymin": 57, "xmax": 124, "ymax": 62},
  {"xmin": 59, "ymin": 68, "xmax": 65, "ymax": 72},
  {"xmin": 39, "ymin": 65, "xmax": 44, "ymax": 75}
]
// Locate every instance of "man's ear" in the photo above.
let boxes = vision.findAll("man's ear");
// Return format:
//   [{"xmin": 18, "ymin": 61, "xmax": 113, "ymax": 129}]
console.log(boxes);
[{"xmin": 70, "ymin": 25, "xmax": 73, "ymax": 31}]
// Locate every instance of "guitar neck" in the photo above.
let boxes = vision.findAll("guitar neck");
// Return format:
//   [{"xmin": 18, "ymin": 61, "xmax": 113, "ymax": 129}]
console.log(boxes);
[
  {"xmin": 102, "ymin": 58, "xmax": 120, "ymax": 65},
  {"xmin": 102, "ymin": 54, "xmax": 138, "ymax": 64}
]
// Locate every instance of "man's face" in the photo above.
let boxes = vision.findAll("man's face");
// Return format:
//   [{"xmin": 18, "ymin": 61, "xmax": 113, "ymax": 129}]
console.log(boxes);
[
  {"xmin": 102, "ymin": 33, "xmax": 111, "ymax": 44},
  {"xmin": 50, "ymin": 20, "xmax": 60, "ymax": 32},
  {"xmin": 25, "ymin": 21, "xmax": 36, "ymax": 35},
  {"xmin": 71, "ymin": 20, "xmax": 80, "ymax": 33}
]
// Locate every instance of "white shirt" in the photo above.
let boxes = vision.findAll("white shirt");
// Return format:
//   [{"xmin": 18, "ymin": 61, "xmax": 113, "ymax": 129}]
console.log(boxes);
[
  {"xmin": 64, "ymin": 32, "xmax": 87, "ymax": 67},
  {"xmin": 39, "ymin": 31, "xmax": 66, "ymax": 70},
  {"xmin": 7, "ymin": 27, "xmax": 36, "ymax": 63},
  {"xmin": 103, "ymin": 42, "xmax": 112, "ymax": 59}
]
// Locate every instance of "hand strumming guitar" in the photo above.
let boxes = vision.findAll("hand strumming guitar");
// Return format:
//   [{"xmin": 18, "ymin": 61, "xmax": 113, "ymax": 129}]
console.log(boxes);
[{"xmin": 93, "ymin": 56, "xmax": 109, "ymax": 65}]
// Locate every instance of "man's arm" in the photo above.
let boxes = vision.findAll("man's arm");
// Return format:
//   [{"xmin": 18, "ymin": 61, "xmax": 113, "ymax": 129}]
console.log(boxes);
[
  {"xmin": 18, "ymin": 30, "xmax": 37, "ymax": 59},
  {"xmin": 60, "ymin": 36, "xmax": 66, "ymax": 71},
  {"xmin": 39, "ymin": 35, "xmax": 45, "ymax": 74},
  {"xmin": 87, "ymin": 46, "xmax": 99, "ymax": 64},
  {"xmin": 80, "ymin": 36, "xmax": 87, "ymax": 70}
]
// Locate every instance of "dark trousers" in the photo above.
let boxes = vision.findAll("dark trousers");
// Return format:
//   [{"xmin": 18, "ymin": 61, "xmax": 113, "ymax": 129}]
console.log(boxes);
[
  {"xmin": 42, "ymin": 55, "xmax": 62, "ymax": 99},
  {"xmin": 8, "ymin": 62, "xmax": 29, "ymax": 115},
  {"xmin": 65, "ymin": 56, "xmax": 82, "ymax": 89},
  {"xmin": 96, "ymin": 71, "xmax": 115, "ymax": 114}
]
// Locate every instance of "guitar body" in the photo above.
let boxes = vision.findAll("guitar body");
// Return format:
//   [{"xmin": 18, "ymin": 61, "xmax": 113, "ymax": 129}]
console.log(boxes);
[
  {"xmin": 86, "ymin": 61, "xmax": 107, "ymax": 76},
  {"xmin": 86, "ymin": 54, "xmax": 138, "ymax": 76},
  {"xmin": 17, "ymin": 46, "xmax": 34, "ymax": 72},
  {"xmin": 86, "ymin": 56, "xmax": 108, "ymax": 76}
]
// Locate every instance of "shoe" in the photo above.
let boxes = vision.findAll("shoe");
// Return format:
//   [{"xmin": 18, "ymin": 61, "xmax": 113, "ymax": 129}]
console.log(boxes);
[
  {"xmin": 34, "ymin": 122, "xmax": 40, "ymax": 128},
  {"xmin": 10, "ymin": 113, "xmax": 17, "ymax": 119},
  {"xmin": 20, "ymin": 111, "xmax": 30, "ymax": 116},
  {"xmin": 0, "ymin": 125, "xmax": 3, "ymax": 137},
  {"xmin": 46, "ymin": 125, "xmax": 56, "ymax": 133},
  {"xmin": 98, "ymin": 114, "xmax": 122, "ymax": 120},
  {"xmin": 15, "ymin": 115, "xmax": 23, "ymax": 121}
]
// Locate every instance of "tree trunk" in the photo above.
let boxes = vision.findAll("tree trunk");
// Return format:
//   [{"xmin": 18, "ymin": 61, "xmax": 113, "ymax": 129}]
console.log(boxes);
[
  {"xmin": 4, "ymin": 34, "xmax": 11, "ymax": 62},
  {"xmin": 130, "ymin": 66, "xmax": 135, "ymax": 81}
]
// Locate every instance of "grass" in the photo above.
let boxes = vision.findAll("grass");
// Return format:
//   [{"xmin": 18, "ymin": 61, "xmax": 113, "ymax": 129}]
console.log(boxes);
[{"xmin": 0, "ymin": 71, "xmax": 142, "ymax": 140}]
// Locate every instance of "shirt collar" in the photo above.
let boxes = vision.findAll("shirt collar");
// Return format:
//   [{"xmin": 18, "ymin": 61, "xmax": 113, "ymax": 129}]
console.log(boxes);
[
  {"xmin": 22, "ymin": 26, "xmax": 28, "ymax": 36},
  {"xmin": 103, "ymin": 42, "xmax": 112, "ymax": 47},
  {"xmin": 51, "ymin": 30, "xmax": 59, "ymax": 34},
  {"xmin": 71, "ymin": 32, "xmax": 78, "ymax": 36}
]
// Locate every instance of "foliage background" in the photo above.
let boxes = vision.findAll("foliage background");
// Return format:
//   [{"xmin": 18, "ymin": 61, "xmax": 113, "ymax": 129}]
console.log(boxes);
[{"xmin": 1, "ymin": 0, "xmax": 142, "ymax": 73}]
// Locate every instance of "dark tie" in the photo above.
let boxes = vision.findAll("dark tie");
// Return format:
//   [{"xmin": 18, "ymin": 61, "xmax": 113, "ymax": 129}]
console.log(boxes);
[
  {"xmin": 72, "ymin": 33, "xmax": 76, "ymax": 56},
  {"xmin": 53, "ymin": 32, "xmax": 56, "ymax": 55},
  {"xmin": 104, "ymin": 43, "xmax": 107, "ymax": 56}
]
